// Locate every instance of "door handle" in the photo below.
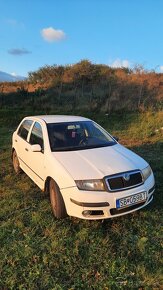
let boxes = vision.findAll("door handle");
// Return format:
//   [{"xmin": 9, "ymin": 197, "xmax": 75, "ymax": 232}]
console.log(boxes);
[
  {"xmin": 25, "ymin": 148, "xmax": 29, "ymax": 152},
  {"xmin": 15, "ymin": 139, "xmax": 18, "ymax": 142}
]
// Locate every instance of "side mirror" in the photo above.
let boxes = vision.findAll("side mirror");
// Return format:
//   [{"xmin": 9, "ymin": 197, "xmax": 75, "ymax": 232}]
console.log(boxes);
[
  {"xmin": 113, "ymin": 136, "xmax": 119, "ymax": 142},
  {"xmin": 31, "ymin": 144, "xmax": 42, "ymax": 152}
]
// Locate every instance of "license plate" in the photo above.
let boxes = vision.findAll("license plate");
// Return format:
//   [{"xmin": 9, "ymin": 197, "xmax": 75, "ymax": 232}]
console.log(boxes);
[{"xmin": 116, "ymin": 192, "xmax": 147, "ymax": 209}]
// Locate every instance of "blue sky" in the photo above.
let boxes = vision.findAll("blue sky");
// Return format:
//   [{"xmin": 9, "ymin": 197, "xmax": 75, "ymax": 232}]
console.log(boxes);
[{"xmin": 0, "ymin": 0, "xmax": 163, "ymax": 76}]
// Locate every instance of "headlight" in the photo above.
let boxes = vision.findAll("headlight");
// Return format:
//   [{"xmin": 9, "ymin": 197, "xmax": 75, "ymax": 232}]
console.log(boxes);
[
  {"xmin": 75, "ymin": 179, "xmax": 105, "ymax": 191},
  {"xmin": 142, "ymin": 165, "xmax": 152, "ymax": 181}
]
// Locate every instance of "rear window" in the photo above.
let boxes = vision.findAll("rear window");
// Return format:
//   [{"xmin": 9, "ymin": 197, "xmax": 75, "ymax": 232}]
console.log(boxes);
[{"xmin": 18, "ymin": 120, "xmax": 33, "ymax": 141}]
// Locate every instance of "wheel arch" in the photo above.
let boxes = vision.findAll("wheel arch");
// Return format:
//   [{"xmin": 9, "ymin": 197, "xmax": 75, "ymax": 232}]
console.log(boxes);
[
  {"xmin": 44, "ymin": 176, "xmax": 51, "ymax": 193},
  {"xmin": 11, "ymin": 147, "xmax": 15, "ymax": 159},
  {"xmin": 44, "ymin": 176, "xmax": 60, "ymax": 193}
]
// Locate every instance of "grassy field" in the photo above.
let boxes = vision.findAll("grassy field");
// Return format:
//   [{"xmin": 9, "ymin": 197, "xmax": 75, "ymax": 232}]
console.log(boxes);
[{"xmin": 0, "ymin": 111, "xmax": 163, "ymax": 289}]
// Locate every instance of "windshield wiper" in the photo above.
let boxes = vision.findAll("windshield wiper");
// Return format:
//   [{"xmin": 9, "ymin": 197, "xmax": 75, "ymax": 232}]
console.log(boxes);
[
  {"xmin": 52, "ymin": 145, "xmax": 82, "ymax": 152},
  {"xmin": 52, "ymin": 142, "xmax": 116, "ymax": 152}
]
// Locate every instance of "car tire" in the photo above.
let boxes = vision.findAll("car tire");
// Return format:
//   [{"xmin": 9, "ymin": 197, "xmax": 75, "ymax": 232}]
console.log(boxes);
[
  {"xmin": 12, "ymin": 150, "xmax": 22, "ymax": 174},
  {"xmin": 49, "ymin": 179, "xmax": 67, "ymax": 219}
]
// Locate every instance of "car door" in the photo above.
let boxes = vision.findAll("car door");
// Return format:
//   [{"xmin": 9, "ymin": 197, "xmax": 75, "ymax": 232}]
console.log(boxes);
[
  {"xmin": 26, "ymin": 121, "xmax": 45, "ymax": 190},
  {"xmin": 15, "ymin": 119, "xmax": 34, "ymax": 172}
]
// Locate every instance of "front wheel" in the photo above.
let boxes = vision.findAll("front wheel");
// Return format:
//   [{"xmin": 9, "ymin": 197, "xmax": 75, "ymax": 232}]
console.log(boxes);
[
  {"xmin": 49, "ymin": 179, "xmax": 67, "ymax": 219},
  {"xmin": 12, "ymin": 150, "xmax": 22, "ymax": 174}
]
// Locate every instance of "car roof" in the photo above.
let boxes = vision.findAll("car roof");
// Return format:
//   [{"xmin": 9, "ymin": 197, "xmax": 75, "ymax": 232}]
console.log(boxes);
[{"xmin": 25, "ymin": 115, "xmax": 90, "ymax": 124}]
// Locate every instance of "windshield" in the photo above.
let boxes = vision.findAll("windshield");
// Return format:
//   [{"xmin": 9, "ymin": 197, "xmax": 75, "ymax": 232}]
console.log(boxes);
[{"xmin": 47, "ymin": 121, "xmax": 116, "ymax": 152}]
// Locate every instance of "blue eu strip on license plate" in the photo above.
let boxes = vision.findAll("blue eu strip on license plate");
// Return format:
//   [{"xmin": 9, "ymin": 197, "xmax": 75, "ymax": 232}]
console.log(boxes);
[{"xmin": 116, "ymin": 192, "xmax": 147, "ymax": 209}]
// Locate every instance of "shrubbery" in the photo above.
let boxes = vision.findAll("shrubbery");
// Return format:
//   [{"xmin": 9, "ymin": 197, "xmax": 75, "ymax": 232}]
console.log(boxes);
[{"xmin": 0, "ymin": 60, "xmax": 163, "ymax": 112}]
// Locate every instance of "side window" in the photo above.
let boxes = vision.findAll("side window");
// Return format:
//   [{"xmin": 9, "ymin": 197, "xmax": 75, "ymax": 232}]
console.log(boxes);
[
  {"xmin": 18, "ymin": 120, "xmax": 33, "ymax": 141},
  {"xmin": 29, "ymin": 122, "xmax": 44, "ymax": 150}
]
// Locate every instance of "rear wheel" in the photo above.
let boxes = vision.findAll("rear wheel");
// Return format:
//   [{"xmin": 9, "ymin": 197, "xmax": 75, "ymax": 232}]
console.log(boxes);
[
  {"xmin": 12, "ymin": 150, "xmax": 22, "ymax": 174},
  {"xmin": 49, "ymin": 179, "xmax": 67, "ymax": 219}
]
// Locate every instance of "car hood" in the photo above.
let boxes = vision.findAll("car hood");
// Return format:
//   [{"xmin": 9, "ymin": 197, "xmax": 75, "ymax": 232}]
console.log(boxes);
[{"xmin": 53, "ymin": 144, "xmax": 148, "ymax": 180}]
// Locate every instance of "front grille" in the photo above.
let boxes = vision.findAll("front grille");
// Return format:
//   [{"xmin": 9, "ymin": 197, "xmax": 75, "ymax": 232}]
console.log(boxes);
[{"xmin": 106, "ymin": 170, "xmax": 143, "ymax": 192}]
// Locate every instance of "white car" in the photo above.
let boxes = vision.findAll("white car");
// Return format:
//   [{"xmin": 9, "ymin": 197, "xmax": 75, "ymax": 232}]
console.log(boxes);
[{"xmin": 12, "ymin": 115, "xmax": 155, "ymax": 220}]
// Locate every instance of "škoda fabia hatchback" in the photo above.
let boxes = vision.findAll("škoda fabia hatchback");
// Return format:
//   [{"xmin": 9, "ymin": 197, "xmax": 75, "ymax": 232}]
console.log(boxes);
[{"xmin": 12, "ymin": 115, "xmax": 155, "ymax": 219}]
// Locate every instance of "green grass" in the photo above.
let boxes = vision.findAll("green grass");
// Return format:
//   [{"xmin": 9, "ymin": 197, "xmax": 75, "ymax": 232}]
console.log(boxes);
[{"xmin": 0, "ymin": 112, "xmax": 163, "ymax": 289}]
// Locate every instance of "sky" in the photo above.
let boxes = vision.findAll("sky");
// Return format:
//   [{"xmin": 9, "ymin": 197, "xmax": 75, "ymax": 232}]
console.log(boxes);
[{"xmin": 0, "ymin": 0, "xmax": 163, "ymax": 77}]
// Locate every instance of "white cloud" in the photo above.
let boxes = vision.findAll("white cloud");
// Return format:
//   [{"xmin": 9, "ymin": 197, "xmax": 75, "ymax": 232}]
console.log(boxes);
[
  {"xmin": 6, "ymin": 19, "xmax": 18, "ymax": 26},
  {"xmin": 5, "ymin": 18, "xmax": 25, "ymax": 29},
  {"xmin": 110, "ymin": 58, "xmax": 130, "ymax": 68},
  {"xmin": 160, "ymin": 66, "xmax": 163, "ymax": 72},
  {"xmin": 11, "ymin": 72, "xmax": 17, "ymax": 76},
  {"xmin": 41, "ymin": 27, "xmax": 66, "ymax": 42}
]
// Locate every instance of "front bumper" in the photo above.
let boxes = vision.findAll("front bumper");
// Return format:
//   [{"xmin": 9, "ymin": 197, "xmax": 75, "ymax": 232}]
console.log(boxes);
[{"xmin": 61, "ymin": 173, "xmax": 155, "ymax": 220}]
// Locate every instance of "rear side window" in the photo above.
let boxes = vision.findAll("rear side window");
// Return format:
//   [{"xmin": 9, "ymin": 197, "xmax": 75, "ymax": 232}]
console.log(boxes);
[
  {"xmin": 18, "ymin": 120, "xmax": 33, "ymax": 141},
  {"xmin": 29, "ymin": 122, "xmax": 44, "ymax": 149}
]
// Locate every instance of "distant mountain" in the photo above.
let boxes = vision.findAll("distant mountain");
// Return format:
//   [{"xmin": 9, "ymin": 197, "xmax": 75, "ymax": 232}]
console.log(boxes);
[{"xmin": 0, "ymin": 71, "xmax": 26, "ymax": 82}]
